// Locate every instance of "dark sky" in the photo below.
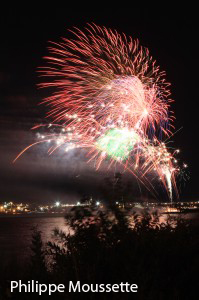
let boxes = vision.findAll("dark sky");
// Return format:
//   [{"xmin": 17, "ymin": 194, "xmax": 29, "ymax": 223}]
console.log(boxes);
[{"xmin": 1, "ymin": 6, "xmax": 199, "ymax": 203}]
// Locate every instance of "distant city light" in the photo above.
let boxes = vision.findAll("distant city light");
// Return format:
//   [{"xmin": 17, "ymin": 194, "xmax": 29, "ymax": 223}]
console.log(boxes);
[{"xmin": 2, "ymin": 199, "xmax": 199, "ymax": 216}]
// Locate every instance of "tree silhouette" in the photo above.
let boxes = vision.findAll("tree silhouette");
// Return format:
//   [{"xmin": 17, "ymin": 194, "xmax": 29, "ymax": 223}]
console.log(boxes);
[{"xmin": 29, "ymin": 226, "xmax": 47, "ymax": 279}]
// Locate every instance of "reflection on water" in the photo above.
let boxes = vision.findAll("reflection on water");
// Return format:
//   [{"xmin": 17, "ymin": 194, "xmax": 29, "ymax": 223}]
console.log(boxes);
[{"xmin": 0, "ymin": 215, "xmax": 67, "ymax": 268}]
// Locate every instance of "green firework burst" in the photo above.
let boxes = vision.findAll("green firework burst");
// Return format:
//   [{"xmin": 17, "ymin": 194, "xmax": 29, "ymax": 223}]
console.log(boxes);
[{"xmin": 97, "ymin": 128, "xmax": 139, "ymax": 160}]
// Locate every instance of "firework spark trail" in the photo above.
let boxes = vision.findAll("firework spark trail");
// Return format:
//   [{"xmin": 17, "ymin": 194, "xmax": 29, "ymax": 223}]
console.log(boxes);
[{"xmin": 15, "ymin": 23, "xmax": 185, "ymax": 200}]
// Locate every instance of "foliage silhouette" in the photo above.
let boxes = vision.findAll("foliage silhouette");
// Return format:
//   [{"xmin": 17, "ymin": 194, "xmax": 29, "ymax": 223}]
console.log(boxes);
[{"xmin": 1, "ymin": 208, "xmax": 199, "ymax": 299}]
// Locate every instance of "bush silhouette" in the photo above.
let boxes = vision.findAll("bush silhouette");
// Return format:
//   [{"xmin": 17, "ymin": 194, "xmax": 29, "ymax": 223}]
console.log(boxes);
[{"xmin": 2, "ymin": 208, "xmax": 199, "ymax": 299}]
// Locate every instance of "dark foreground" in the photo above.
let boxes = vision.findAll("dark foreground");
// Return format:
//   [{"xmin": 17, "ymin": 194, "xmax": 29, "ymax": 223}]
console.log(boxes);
[{"xmin": 0, "ymin": 207, "xmax": 199, "ymax": 299}]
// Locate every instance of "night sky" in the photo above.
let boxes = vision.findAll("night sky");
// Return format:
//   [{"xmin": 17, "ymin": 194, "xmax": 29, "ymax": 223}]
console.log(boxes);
[{"xmin": 1, "ymin": 7, "xmax": 199, "ymax": 203}]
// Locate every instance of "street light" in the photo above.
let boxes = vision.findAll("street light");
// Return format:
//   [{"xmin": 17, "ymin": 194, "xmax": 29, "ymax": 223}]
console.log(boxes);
[{"xmin": 55, "ymin": 201, "xmax": 60, "ymax": 207}]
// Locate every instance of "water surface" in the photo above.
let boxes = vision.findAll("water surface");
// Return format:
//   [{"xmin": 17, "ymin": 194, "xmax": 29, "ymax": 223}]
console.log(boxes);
[{"xmin": 0, "ymin": 214, "xmax": 67, "ymax": 268}]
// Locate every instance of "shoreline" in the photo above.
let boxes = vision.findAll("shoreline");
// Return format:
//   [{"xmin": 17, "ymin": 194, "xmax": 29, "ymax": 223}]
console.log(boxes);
[{"xmin": 0, "ymin": 212, "xmax": 66, "ymax": 218}]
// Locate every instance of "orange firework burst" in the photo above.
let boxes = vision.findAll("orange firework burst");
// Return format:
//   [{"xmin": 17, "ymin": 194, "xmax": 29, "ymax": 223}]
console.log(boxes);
[
  {"xmin": 15, "ymin": 24, "xmax": 183, "ymax": 201},
  {"xmin": 40, "ymin": 24, "xmax": 173, "ymax": 136}
]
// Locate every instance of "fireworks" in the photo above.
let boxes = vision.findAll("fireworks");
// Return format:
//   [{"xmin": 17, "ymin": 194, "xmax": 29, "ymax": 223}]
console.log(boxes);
[
  {"xmin": 15, "ymin": 23, "xmax": 185, "ymax": 200},
  {"xmin": 97, "ymin": 128, "xmax": 139, "ymax": 161}
]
